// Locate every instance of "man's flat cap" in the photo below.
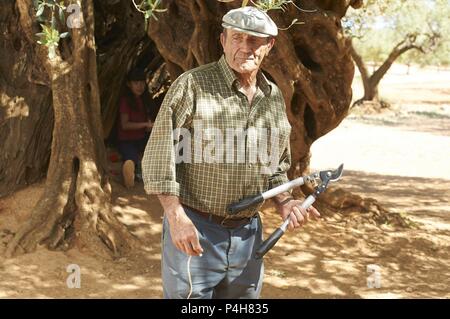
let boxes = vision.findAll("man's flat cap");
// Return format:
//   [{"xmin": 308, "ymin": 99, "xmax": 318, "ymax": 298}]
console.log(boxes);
[{"xmin": 222, "ymin": 6, "xmax": 278, "ymax": 37}]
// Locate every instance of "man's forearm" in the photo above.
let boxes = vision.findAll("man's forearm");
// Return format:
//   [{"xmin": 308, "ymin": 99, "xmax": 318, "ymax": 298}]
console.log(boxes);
[{"xmin": 157, "ymin": 195, "xmax": 183, "ymax": 219}]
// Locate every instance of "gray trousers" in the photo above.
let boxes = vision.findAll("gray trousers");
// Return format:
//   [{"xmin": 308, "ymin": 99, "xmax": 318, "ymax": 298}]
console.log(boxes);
[{"xmin": 161, "ymin": 206, "xmax": 264, "ymax": 299}]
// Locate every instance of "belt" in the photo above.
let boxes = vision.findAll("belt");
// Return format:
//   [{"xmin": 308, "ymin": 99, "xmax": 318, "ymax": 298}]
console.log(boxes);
[{"xmin": 184, "ymin": 205, "xmax": 255, "ymax": 229}]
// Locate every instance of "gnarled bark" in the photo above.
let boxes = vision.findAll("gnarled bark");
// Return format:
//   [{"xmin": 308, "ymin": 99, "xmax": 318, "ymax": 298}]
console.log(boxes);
[
  {"xmin": 94, "ymin": 0, "xmax": 163, "ymax": 139},
  {"xmin": 0, "ymin": 0, "xmax": 163, "ymax": 196},
  {"xmin": 5, "ymin": 0, "xmax": 133, "ymax": 258},
  {"xmin": 0, "ymin": 1, "xmax": 53, "ymax": 197}
]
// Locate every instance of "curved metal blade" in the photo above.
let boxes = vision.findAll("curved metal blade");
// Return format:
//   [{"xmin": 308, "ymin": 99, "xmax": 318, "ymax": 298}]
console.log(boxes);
[
  {"xmin": 330, "ymin": 163, "xmax": 344, "ymax": 181},
  {"xmin": 319, "ymin": 164, "xmax": 344, "ymax": 184}
]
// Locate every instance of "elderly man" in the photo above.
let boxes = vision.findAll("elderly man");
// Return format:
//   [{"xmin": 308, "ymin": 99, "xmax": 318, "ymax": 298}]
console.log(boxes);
[{"xmin": 142, "ymin": 6, "xmax": 320, "ymax": 299}]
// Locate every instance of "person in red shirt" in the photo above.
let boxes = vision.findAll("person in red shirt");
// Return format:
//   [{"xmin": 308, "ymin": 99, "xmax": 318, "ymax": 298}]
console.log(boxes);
[{"xmin": 117, "ymin": 68, "xmax": 156, "ymax": 188}]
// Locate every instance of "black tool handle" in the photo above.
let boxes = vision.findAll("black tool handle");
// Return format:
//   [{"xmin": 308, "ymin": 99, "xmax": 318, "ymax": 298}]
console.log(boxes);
[
  {"xmin": 255, "ymin": 228, "xmax": 285, "ymax": 259},
  {"xmin": 227, "ymin": 194, "xmax": 264, "ymax": 215},
  {"xmin": 255, "ymin": 195, "xmax": 317, "ymax": 258}
]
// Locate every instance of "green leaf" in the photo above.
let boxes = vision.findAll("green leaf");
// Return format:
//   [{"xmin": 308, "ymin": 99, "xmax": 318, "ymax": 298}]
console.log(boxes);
[
  {"xmin": 36, "ymin": 4, "xmax": 45, "ymax": 17},
  {"xmin": 40, "ymin": 24, "xmax": 51, "ymax": 36},
  {"xmin": 51, "ymin": 28, "xmax": 60, "ymax": 41},
  {"xmin": 58, "ymin": 7, "xmax": 65, "ymax": 24}
]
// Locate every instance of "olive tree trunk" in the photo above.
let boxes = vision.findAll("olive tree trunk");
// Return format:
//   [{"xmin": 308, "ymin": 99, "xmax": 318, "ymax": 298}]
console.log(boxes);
[{"xmin": 5, "ymin": 0, "xmax": 133, "ymax": 258}]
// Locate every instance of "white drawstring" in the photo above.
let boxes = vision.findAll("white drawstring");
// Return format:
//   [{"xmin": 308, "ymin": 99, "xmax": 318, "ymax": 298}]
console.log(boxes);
[
  {"xmin": 186, "ymin": 255, "xmax": 193, "ymax": 299},
  {"xmin": 186, "ymin": 253, "xmax": 203, "ymax": 299}
]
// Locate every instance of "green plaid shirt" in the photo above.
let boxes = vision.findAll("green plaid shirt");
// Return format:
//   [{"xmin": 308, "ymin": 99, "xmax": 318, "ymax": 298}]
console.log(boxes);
[{"xmin": 142, "ymin": 55, "xmax": 291, "ymax": 218}]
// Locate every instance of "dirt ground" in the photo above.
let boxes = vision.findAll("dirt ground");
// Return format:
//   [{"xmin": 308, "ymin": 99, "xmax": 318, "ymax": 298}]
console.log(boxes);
[{"xmin": 0, "ymin": 64, "xmax": 449, "ymax": 298}]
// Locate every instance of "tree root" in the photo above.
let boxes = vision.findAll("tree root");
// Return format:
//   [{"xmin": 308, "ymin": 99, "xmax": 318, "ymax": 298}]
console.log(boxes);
[
  {"xmin": 4, "ymin": 192, "xmax": 134, "ymax": 259},
  {"xmin": 351, "ymin": 99, "xmax": 392, "ymax": 113},
  {"xmin": 297, "ymin": 186, "xmax": 415, "ymax": 229},
  {"xmin": 4, "ymin": 163, "xmax": 135, "ymax": 259}
]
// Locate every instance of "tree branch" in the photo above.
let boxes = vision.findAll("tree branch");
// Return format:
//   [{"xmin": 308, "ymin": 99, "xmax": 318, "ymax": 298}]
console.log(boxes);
[
  {"xmin": 370, "ymin": 33, "xmax": 426, "ymax": 88},
  {"xmin": 348, "ymin": 39, "xmax": 371, "ymax": 101}
]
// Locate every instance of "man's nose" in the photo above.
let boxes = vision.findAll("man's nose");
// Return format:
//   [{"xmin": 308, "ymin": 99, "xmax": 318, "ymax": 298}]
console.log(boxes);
[{"xmin": 238, "ymin": 39, "xmax": 253, "ymax": 53}]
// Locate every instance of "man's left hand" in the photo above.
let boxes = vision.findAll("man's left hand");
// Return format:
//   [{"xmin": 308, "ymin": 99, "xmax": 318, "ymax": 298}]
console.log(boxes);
[{"xmin": 276, "ymin": 199, "xmax": 321, "ymax": 231}]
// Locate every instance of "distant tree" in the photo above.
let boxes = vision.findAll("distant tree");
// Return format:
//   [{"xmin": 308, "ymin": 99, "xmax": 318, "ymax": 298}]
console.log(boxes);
[
  {"xmin": 398, "ymin": 0, "xmax": 450, "ymax": 68},
  {"xmin": 344, "ymin": 0, "xmax": 443, "ymax": 105}
]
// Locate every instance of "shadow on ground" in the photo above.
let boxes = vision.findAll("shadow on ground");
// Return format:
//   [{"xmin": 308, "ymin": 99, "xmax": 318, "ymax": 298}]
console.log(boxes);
[{"xmin": 0, "ymin": 171, "xmax": 449, "ymax": 298}]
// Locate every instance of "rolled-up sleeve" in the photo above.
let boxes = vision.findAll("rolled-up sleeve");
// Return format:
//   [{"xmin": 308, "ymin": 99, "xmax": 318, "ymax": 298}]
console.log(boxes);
[
  {"xmin": 268, "ymin": 86, "xmax": 292, "ymax": 191},
  {"xmin": 268, "ymin": 142, "xmax": 291, "ymax": 190},
  {"xmin": 142, "ymin": 74, "xmax": 192, "ymax": 196}
]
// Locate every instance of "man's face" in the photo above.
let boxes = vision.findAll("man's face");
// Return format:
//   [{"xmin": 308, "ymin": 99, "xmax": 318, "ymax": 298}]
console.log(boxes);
[{"xmin": 220, "ymin": 29, "xmax": 275, "ymax": 75}]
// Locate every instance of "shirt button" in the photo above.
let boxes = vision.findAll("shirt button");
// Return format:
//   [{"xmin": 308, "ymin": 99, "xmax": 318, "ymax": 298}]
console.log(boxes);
[{"xmin": 248, "ymin": 164, "xmax": 252, "ymax": 168}]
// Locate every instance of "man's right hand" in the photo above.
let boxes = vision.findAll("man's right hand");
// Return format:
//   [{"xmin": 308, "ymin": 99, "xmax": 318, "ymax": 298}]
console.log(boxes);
[
  {"xmin": 158, "ymin": 195, "xmax": 204, "ymax": 256},
  {"xmin": 166, "ymin": 206, "xmax": 204, "ymax": 256}
]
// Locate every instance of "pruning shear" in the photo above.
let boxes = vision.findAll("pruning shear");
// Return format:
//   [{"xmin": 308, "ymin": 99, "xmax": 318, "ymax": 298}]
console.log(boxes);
[{"xmin": 227, "ymin": 164, "xmax": 344, "ymax": 259}]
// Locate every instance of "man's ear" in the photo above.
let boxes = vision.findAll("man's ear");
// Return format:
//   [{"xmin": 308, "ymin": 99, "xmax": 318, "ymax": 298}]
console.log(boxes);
[
  {"xmin": 267, "ymin": 37, "xmax": 275, "ymax": 53},
  {"xmin": 220, "ymin": 32, "xmax": 225, "ymax": 50}
]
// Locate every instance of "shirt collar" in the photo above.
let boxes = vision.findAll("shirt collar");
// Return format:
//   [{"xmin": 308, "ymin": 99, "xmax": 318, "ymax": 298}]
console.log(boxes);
[
  {"xmin": 256, "ymin": 70, "xmax": 272, "ymax": 97},
  {"xmin": 218, "ymin": 55, "xmax": 272, "ymax": 97}
]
